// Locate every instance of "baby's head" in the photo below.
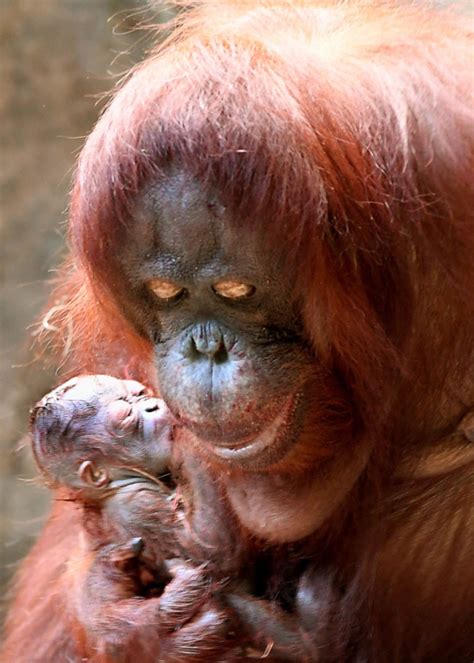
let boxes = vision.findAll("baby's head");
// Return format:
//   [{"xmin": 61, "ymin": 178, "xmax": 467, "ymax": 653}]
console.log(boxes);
[{"xmin": 30, "ymin": 375, "xmax": 173, "ymax": 496}]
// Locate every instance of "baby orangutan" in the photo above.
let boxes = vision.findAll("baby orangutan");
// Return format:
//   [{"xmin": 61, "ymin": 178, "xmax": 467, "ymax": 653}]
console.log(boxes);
[
  {"xmin": 30, "ymin": 375, "xmax": 310, "ymax": 662},
  {"xmin": 31, "ymin": 376, "xmax": 181, "ymax": 582}
]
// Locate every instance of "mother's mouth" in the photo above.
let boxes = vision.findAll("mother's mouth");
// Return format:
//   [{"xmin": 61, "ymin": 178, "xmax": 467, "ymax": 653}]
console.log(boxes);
[{"xmin": 191, "ymin": 393, "xmax": 301, "ymax": 464}]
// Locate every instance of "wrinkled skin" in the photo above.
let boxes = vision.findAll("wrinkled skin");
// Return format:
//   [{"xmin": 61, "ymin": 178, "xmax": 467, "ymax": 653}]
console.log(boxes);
[
  {"xmin": 122, "ymin": 174, "xmax": 363, "ymax": 545},
  {"xmin": 30, "ymin": 375, "xmax": 315, "ymax": 661},
  {"xmin": 31, "ymin": 376, "xmax": 179, "ymax": 567}
]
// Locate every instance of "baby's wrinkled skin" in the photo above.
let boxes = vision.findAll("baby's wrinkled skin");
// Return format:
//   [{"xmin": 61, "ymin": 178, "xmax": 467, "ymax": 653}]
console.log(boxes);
[
  {"xmin": 31, "ymin": 375, "xmax": 173, "ymax": 485},
  {"xmin": 31, "ymin": 376, "xmax": 184, "ymax": 571}
]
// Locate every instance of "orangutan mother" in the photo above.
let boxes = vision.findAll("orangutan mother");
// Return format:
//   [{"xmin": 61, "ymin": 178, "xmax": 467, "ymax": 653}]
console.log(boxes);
[{"xmin": 3, "ymin": 1, "xmax": 474, "ymax": 661}]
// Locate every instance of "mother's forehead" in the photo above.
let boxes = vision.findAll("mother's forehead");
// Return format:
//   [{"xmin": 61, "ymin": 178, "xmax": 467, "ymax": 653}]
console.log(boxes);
[{"xmin": 132, "ymin": 172, "xmax": 272, "ymax": 263}]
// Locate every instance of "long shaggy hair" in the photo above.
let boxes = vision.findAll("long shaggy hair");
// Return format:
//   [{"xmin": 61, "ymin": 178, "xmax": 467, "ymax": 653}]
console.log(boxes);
[{"xmin": 41, "ymin": 1, "xmax": 473, "ymax": 435}]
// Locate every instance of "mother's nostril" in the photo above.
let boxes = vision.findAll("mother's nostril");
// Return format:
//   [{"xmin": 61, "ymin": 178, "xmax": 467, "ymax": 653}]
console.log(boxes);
[
  {"xmin": 180, "ymin": 323, "xmax": 232, "ymax": 363},
  {"xmin": 190, "ymin": 323, "xmax": 228, "ymax": 361}
]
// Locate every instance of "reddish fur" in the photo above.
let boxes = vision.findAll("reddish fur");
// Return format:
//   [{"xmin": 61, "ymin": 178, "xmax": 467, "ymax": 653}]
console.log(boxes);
[{"xmin": 3, "ymin": 2, "xmax": 474, "ymax": 661}]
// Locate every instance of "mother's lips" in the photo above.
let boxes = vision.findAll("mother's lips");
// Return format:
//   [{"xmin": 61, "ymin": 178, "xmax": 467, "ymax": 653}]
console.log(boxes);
[{"xmin": 185, "ymin": 394, "xmax": 298, "ymax": 461}]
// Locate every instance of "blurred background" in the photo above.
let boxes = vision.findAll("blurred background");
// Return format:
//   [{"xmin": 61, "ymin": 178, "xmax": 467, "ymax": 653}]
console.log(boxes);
[{"xmin": 0, "ymin": 0, "xmax": 177, "ymax": 622}]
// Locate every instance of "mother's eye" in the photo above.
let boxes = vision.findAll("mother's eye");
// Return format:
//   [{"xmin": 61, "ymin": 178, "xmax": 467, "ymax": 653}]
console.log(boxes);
[
  {"xmin": 213, "ymin": 280, "xmax": 256, "ymax": 300},
  {"xmin": 147, "ymin": 278, "xmax": 186, "ymax": 302}
]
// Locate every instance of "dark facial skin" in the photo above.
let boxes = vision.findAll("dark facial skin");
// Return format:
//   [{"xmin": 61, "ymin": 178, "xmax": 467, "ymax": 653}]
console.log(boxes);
[
  {"xmin": 122, "ymin": 172, "xmax": 313, "ymax": 469},
  {"xmin": 119, "ymin": 172, "xmax": 368, "ymax": 543}
]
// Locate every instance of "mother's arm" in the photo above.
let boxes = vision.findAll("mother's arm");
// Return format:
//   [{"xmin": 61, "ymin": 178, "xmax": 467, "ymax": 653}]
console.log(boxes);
[{"xmin": 2, "ymin": 500, "xmax": 84, "ymax": 662}]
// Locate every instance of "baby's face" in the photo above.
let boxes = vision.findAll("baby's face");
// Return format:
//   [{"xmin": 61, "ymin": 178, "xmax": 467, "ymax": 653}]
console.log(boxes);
[
  {"xmin": 55, "ymin": 375, "xmax": 164, "ymax": 440},
  {"xmin": 31, "ymin": 375, "xmax": 173, "ymax": 492}
]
